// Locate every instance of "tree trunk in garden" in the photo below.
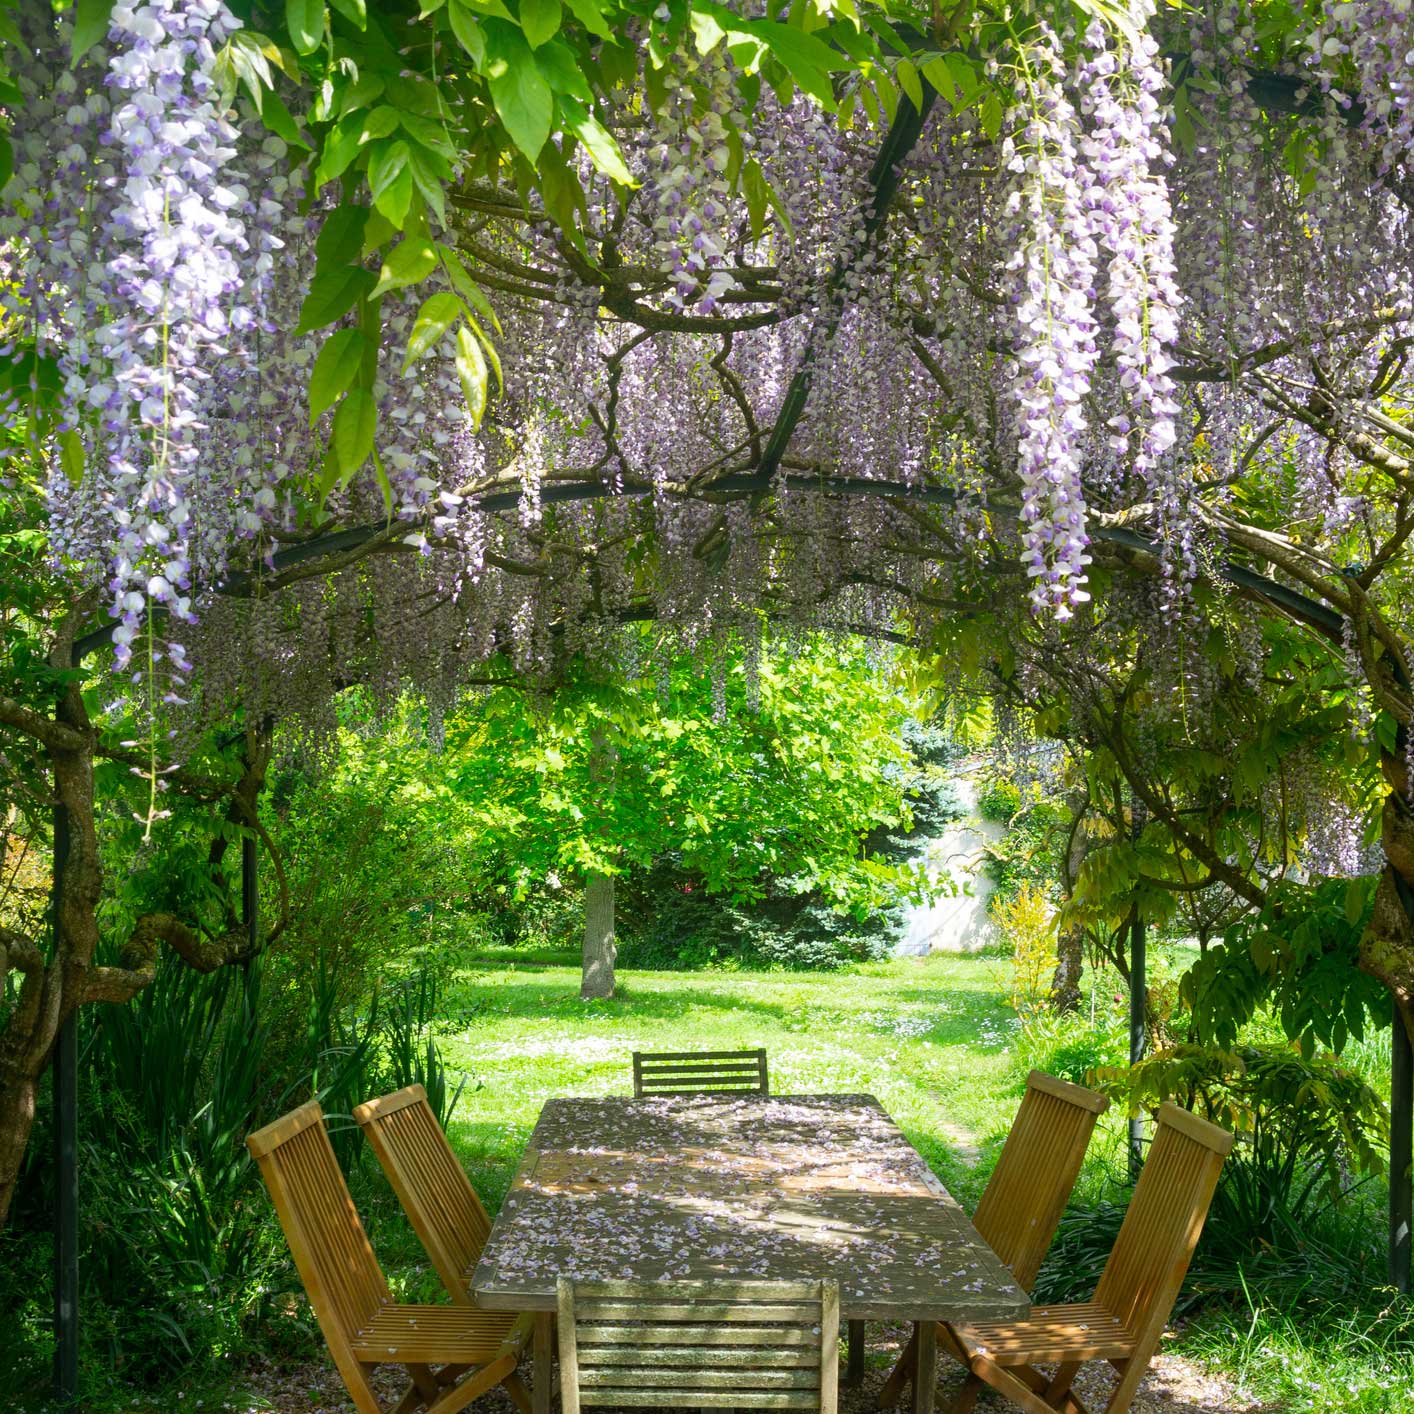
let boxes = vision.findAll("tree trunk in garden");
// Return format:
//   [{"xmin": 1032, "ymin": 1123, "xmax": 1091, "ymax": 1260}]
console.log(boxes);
[
  {"xmin": 1050, "ymin": 925, "xmax": 1084, "ymax": 1015},
  {"xmin": 579, "ymin": 725, "xmax": 618, "ymax": 1000},
  {"xmin": 581, "ymin": 871, "xmax": 617, "ymax": 1000},
  {"xmin": 0, "ymin": 639, "xmax": 278, "ymax": 1230},
  {"xmin": 1361, "ymin": 741, "xmax": 1414, "ymax": 1048},
  {"xmin": 1050, "ymin": 798, "xmax": 1088, "ymax": 1013}
]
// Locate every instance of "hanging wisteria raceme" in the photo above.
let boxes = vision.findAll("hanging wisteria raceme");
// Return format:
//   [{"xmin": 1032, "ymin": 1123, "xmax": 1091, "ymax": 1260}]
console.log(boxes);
[
  {"xmin": 1000, "ymin": 24, "xmax": 1100, "ymax": 618},
  {"xmin": 8, "ymin": 0, "xmax": 1414, "ymax": 771},
  {"xmin": 1075, "ymin": 12, "xmax": 1190, "ymax": 593}
]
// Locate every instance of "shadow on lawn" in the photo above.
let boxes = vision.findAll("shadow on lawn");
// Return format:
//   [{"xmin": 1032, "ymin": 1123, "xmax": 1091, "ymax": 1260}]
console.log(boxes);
[{"xmin": 443, "ymin": 966, "xmax": 1020, "ymax": 1055}]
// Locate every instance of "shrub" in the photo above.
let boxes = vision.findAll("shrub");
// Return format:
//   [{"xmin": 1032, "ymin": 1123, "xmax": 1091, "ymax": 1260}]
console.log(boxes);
[
  {"xmin": 992, "ymin": 881, "xmax": 1057, "ymax": 1030},
  {"xmin": 1091, "ymin": 1042, "xmax": 1389, "ymax": 1239}
]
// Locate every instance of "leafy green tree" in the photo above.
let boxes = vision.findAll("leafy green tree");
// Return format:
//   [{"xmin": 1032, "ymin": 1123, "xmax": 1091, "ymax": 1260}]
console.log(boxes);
[{"xmin": 446, "ymin": 636, "xmax": 917, "ymax": 996}]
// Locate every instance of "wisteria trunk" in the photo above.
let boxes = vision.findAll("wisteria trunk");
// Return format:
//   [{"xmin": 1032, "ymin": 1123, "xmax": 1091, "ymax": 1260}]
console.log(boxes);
[
  {"xmin": 1362, "ymin": 744, "xmax": 1414, "ymax": 1048},
  {"xmin": 581, "ymin": 872, "xmax": 616, "ymax": 1000}
]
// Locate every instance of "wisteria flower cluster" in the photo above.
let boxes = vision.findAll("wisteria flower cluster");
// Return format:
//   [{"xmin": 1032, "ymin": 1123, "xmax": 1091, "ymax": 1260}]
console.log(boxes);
[{"xmin": 1000, "ymin": 25, "xmax": 1101, "ymax": 617}]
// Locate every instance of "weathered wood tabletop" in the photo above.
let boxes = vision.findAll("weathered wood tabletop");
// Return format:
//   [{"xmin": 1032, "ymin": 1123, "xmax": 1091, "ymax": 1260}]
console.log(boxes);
[{"xmin": 471, "ymin": 1093, "xmax": 1029, "ymax": 1414}]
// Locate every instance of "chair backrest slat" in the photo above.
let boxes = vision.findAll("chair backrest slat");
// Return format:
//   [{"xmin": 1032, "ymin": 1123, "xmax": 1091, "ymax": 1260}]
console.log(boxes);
[
  {"xmin": 559, "ymin": 1278, "xmax": 837, "ymax": 1414},
  {"xmin": 353, "ymin": 1084, "xmax": 491, "ymax": 1303},
  {"xmin": 632, "ymin": 1048, "xmax": 770, "ymax": 1098},
  {"xmin": 969, "ymin": 1070, "xmax": 1109, "ymax": 1292},
  {"xmin": 246, "ymin": 1101, "xmax": 389, "ymax": 1413},
  {"xmin": 1094, "ymin": 1102, "xmax": 1233, "ymax": 1339}
]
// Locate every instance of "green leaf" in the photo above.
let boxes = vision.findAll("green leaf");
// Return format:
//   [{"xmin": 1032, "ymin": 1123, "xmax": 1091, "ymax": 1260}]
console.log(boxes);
[
  {"xmin": 332, "ymin": 387, "xmax": 377, "ymax": 478},
  {"xmin": 534, "ymin": 37, "xmax": 592, "ymax": 101},
  {"xmin": 329, "ymin": 0, "xmax": 367, "ymax": 25},
  {"xmin": 562, "ymin": 0, "xmax": 609, "ymax": 37},
  {"xmin": 315, "ymin": 206, "xmax": 371, "ymax": 268},
  {"xmin": 70, "ymin": 0, "xmax": 114, "ymax": 62},
  {"xmin": 59, "ymin": 429, "xmax": 85, "ymax": 486},
  {"xmin": 259, "ymin": 90, "xmax": 309, "ymax": 149},
  {"xmin": 895, "ymin": 58, "xmax": 923, "ymax": 111},
  {"xmin": 359, "ymin": 106, "xmax": 401, "ymax": 142},
  {"xmin": 369, "ymin": 139, "xmax": 415, "ymax": 226},
  {"xmin": 309, "ymin": 329, "xmax": 367, "ymax": 424},
  {"xmin": 287, "ymin": 0, "xmax": 324, "ymax": 53},
  {"xmin": 295, "ymin": 266, "xmax": 377, "ymax": 334},
  {"xmin": 558, "ymin": 97, "xmax": 633, "ymax": 185},
  {"xmin": 440, "ymin": 247, "xmax": 504, "ymax": 332},
  {"xmin": 403, "ymin": 293, "xmax": 464, "ymax": 370},
  {"xmin": 980, "ymin": 90, "xmax": 1003, "ymax": 142},
  {"xmin": 447, "ymin": 0, "xmax": 486, "ymax": 62},
  {"xmin": 315, "ymin": 113, "xmax": 368, "ymax": 188},
  {"xmin": 370, "ymin": 236, "xmax": 439, "ymax": 298},
  {"xmin": 455, "ymin": 324, "xmax": 489, "ymax": 430},
  {"xmin": 920, "ymin": 56, "xmax": 955, "ymax": 106},
  {"xmin": 741, "ymin": 158, "xmax": 768, "ymax": 242},
  {"xmin": 520, "ymin": 0, "xmax": 561, "ymax": 48},
  {"xmin": 484, "ymin": 21, "xmax": 553, "ymax": 159}
]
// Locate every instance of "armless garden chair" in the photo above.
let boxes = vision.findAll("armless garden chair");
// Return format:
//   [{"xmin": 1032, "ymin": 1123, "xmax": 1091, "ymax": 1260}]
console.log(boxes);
[
  {"xmin": 246, "ymin": 1101, "xmax": 531, "ymax": 1414},
  {"xmin": 631, "ymin": 1047, "xmax": 770, "ymax": 1097},
  {"xmin": 879, "ymin": 1071, "xmax": 1109, "ymax": 1408},
  {"xmin": 353, "ymin": 1084, "xmax": 500, "ymax": 1306},
  {"xmin": 938, "ymin": 1103, "xmax": 1234, "ymax": 1414},
  {"xmin": 557, "ymin": 1277, "xmax": 839, "ymax": 1414}
]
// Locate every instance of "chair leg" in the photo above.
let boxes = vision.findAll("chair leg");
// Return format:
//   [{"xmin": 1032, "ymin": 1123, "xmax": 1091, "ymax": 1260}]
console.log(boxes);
[
  {"xmin": 503, "ymin": 1371, "xmax": 533, "ymax": 1414},
  {"xmin": 945, "ymin": 1374, "xmax": 982, "ymax": 1414},
  {"xmin": 964, "ymin": 1354, "xmax": 1054, "ymax": 1414},
  {"xmin": 426, "ymin": 1354, "xmax": 518, "ymax": 1414},
  {"xmin": 847, "ymin": 1320, "xmax": 866, "ymax": 1386},
  {"xmin": 879, "ymin": 1330, "xmax": 917, "ymax": 1408},
  {"xmin": 1101, "ymin": 1353, "xmax": 1154, "ymax": 1414},
  {"xmin": 1046, "ymin": 1361, "xmax": 1084, "ymax": 1406}
]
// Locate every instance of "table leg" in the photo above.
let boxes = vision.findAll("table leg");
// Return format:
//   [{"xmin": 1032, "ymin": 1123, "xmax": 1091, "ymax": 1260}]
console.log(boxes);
[
  {"xmin": 533, "ymin": 1311, "xmax": 554, "ymax": 1414},
  {"xmin": 912, "ymin": 1321, "xmax": 936, "ymax": 1414},
  {"xmin": 846, "ymin": 1320, "xmax": 866, "ymax": 1387}
]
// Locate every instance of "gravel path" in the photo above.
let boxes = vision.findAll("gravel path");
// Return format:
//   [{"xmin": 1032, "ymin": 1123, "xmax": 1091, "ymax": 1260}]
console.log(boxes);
[{"xmin": 216, "ymin": 1321, "xmax": 1264, "ymax": 1414}]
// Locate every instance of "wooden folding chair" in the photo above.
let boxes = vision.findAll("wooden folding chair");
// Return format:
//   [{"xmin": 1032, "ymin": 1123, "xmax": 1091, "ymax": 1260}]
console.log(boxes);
[
  {"xmin": 246, "ymin": 1101, "xmax": 531, "ymax": 1414},
  {"xmin": 353, "ymin": 1084, "xmax": 498, "ymax": 1307},
  {"xmin": 631, "ymin": 1047, "xmax": 770, "ymax": 1097},
  {"xmin": 939, "ymin": 1103, "xmax": 1234, "ymax": 1414},
  {"xmin": 880, "ymin": 1071, "xmax": 1109, "ymax": 1407},
  {"xmin": 558, "ymin": 1277, "xmax": 839, "ymax": 1413}
]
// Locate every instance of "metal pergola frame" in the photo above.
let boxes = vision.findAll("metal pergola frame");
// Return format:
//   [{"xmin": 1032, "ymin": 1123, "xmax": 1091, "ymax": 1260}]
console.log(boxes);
[{"xmin": 43, "ymin": 84, "xmax": 1414, "ymax": 1406}]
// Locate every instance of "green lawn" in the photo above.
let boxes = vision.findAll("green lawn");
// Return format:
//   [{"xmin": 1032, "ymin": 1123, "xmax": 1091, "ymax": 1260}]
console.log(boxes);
[{"xmin": 435, "ymin": 949, "xmax": 1087, "ymax": 1217}]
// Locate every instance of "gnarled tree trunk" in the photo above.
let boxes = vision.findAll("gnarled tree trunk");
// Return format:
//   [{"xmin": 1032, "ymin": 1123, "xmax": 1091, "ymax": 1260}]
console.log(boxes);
[{"xmin": 0, "ymin": 640, "xmax": 276, "ymax": 1228}]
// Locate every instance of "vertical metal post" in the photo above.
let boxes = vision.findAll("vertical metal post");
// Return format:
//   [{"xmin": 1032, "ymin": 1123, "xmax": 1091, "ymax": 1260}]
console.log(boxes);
[
  {"xmin": 242, "ymin": 828, "xmax": 258, "ymax": 957},
  {"xmin": 1392, "ymin": 1002, "xmax": 1412, "ymax": 1294},
  {"xmin": 1128, "ymin": 910, "xmax": 1146, "ymax": 1183},
  {"xmin": 52, "ymin": 761, "xmax": 79, "ymax": 1404}
]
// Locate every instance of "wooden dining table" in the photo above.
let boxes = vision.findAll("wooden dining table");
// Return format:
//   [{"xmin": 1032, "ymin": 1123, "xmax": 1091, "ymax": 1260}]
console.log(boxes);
[{"xmin": 471, "ymin": 1092, "xmax": 1029, "ymax": 1414}]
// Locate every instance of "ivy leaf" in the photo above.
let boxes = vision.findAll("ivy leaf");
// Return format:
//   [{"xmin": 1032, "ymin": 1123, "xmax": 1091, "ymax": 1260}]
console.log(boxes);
[
  {"xmin": 332, "ymin": 387, "xmax": 377, "ymax": 479},
  {"xmin": 483, "ymin": 21, "xmax": 553, "ymax": 160},
  {"xmin": 456, "ymin": 324, "xmax": 489, "ymax": 430},
  {"xmin": 403, "ymin": 293, "xmax": 464, "ymax": 370},
  {"xmin": 370, "ymin": 236, "xmax": 439, "ymax": 298},
  {"xmin": 286, "ymin": 0, "xmax": 325, "ymax": 54},
  {"xmin": 70, "ymin": 0, "xmax": 115, "ymax": 62},
  {"xmin": 558, "ymin": 97, "xmax": 633, "ymax": 186},
  {"xmin": 521, "ymin": 0, "xmax": 562, "ymax": 48},
  {"xmin": 309, "ymin": 329, "xmax": 367, "ymax": 424},
  {"xmin": 295, "ymin": 266, "xmax": 377, "ymax": 334},
  {"xmin": 369, "ymin": 139, "xmax": 415, "ymax": 226}
]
